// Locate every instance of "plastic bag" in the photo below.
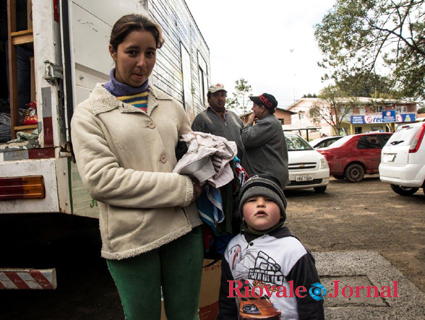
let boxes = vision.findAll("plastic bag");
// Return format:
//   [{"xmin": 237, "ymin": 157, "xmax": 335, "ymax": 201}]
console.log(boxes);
[{"xmin": 22, "ymin": 101, "xmax": 38, "ymax": 125}]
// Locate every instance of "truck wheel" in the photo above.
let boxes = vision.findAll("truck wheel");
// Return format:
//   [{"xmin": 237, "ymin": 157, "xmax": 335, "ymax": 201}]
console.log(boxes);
[
  {"xmin": 345, "ymin": 164, "xmax": 364, "ymax": 182},
  {"xmin": 314, "ymin": 186, "xmax": 327, "ymax": 193},
  {"xmin": 390, "ymin": 184, "xmax": 419, "ymax": 196},
  {"xmin": 333, "ymin": 175, "xmax": 345, "ymax": 180}
]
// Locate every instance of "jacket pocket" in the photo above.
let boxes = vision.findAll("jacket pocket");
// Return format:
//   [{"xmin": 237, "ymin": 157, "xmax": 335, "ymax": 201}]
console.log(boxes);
[{"xmin": 106, "ymin": 206, "xmax": 146, "ymax": 243}]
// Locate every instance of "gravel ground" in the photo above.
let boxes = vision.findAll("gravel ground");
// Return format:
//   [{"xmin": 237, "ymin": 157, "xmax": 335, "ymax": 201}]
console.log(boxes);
[{"xmin": 0, "ymin": 176, "xmax": 424, "ymax": 319}]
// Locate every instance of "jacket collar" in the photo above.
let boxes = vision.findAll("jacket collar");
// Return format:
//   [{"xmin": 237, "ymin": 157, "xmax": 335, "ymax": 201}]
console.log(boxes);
[
  {"xmin": 242, "ymin": 225, "xmax": 295, "ymax": 243},
  {"xmin": 90, "ymin": 83, "xmax": 172, "ymax": 116}
]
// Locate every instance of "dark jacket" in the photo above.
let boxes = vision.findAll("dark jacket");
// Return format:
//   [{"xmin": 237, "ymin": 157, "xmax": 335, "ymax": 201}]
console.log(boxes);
[
  {"xmin": 191, "ymin": 107, "xmax": 244, "ymax": 161},
  {"xmin": 242, "ymin": 113, "xmax": 289, "ymax": 188}
]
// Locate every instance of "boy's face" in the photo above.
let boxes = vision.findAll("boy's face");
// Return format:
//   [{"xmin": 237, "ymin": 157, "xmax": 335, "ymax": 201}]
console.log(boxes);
[{"xmin": 243, "ymin": 196, "xmax": 281, "ymax": 231}]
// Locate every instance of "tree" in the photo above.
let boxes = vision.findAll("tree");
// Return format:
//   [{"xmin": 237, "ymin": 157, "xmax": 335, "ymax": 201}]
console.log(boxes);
[
  {"xmin": 336, "ymin": 72, "xmax": 398, "ymax": 98},
  {"xmin": 226, "ymin": 78, "xmax": 252, "ymax": 114},
  {"xmin": 308, "ymin": 85, "xmax": 363, "ymax": 135},
  {"xmin": 302, "ymin": 93, "xmax": 318, "ymax": 98},
  {"xmin": 315, "ymin": 0, "xmax": 425, "ymax": 100}
]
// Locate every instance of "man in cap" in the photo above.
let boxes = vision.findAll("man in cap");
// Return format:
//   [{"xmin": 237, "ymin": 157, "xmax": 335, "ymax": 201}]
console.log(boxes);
[
  {"xmin": 242, "ymin": 93, "xmax": 289, "ymax": 188},
  {"xmin": 191, "ymin": 84, "xmax": 244, "ymax": 160}
]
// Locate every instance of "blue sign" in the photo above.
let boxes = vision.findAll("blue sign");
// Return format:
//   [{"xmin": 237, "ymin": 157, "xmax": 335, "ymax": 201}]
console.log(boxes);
[
  {"xmin": 382, "ymin": 110, "xmax": 396, "ymax": 122},
  {"xmin": 351, "ymin": 115, "xmax": 365, "ymax": 124},
  {"xmin": 350, "ymin": 113, "xmax": 416, "ymax": 124},
  {"xmin": 400, "ymin": 114, "xmax": 415, "ymax": 122}
]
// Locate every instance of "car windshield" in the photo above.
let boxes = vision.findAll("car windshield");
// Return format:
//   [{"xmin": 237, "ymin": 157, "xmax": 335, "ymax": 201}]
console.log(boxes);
[
  {"xmin": 285, "ymin": 134, "xmax": 314, "ymax": 151},
  {"xmin": 386, "ymin": 124, "xmax": 423, "ymax": 146},
  {"xmin": 309, "ymin": 138, "xmax": 325, "ymax": 146},
  {"xmin": 325, "ymin": 135, "xmax": 351, "ymax": 148}
]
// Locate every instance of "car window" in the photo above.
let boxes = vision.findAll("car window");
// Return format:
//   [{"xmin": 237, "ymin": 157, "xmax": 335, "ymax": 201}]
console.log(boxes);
[
  {"xmin": 357, "ymin": 135, "xmax": 381, "ymax": 149},
  {"xmin": 327, "ymin": 136, "xmax": 351, "ymax": 148},
  {"xmin": 386, "ymin": 125, "xmax": 422, "ymax": 146},
  {"xmin": 324, "ymin": 139, "xmax": 337, "ymax": 147},
  {"xmin": 285, "ymin": 134, "xmax": 314, "ymax": 151},
  {"xmin": 379, "ymin": 134, "xmax": 391, "ymax": 146}
]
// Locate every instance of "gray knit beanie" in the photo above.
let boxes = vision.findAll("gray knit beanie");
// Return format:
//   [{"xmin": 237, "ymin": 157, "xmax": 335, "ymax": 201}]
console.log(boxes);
[{"xmin": 238, "ymin": 175, "xmax": 287, "ymax": 223}]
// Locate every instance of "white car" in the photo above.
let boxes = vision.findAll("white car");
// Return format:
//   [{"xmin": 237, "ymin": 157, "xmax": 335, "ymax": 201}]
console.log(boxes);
[
  {"xmin": 379, "ymin": 122, "xmax": 425, "ymax": 195},
  {"xmin": 284, "ymin": 132, "xmax": 330, "ymax": 193}
]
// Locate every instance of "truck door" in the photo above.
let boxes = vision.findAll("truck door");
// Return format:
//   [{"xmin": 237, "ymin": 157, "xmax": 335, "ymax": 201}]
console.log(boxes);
[{"xmin": 59, "ymin": 0, "xmax": 149, "ymax": 218}]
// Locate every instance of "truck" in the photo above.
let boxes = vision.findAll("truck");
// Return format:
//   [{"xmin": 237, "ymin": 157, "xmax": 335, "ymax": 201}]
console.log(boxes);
[{"xmin": 0, "ymin": 0, "xmax": 211, "ymax": 289}]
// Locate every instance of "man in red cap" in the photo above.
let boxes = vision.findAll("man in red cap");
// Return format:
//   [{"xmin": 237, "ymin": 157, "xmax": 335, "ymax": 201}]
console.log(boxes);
[{"xmin": 242, "ymin": 93, "xmax": 289, "ymax": 188}]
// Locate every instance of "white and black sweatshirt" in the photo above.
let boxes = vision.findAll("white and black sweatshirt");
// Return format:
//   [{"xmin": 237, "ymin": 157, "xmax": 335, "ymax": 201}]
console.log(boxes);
[{"xmin": 218, "ymin": 227, "xmax": 324, "ymax": 320}]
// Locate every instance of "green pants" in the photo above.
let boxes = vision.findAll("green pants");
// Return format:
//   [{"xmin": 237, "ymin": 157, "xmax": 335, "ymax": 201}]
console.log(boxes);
[{"xmin": 107, "ymin": 226, "xmax": 204, "ymax": 320}]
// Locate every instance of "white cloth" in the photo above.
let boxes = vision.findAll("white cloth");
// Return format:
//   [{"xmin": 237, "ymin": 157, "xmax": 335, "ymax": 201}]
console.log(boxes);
[{"xmin": 173, "ymin": 131, "xmax": 237, "ymax": 188}]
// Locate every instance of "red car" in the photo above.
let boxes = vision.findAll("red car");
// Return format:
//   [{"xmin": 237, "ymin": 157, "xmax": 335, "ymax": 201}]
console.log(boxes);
[{"xmin": 317, "ymin": 132, "xmax": 392, "ymax": 182}]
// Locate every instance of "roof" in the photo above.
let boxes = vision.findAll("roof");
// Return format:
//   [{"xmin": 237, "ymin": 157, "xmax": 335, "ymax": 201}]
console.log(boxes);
[
  {"xmin": 282, "ymin": 124, "xmax": 321, "ymax": 131},
  {"xmin": 239, "ymin": 107, "xmax": 296, "ymax": 118},
  {"xmin": 286, "ymin": 97, "xmax": 419, "ymax": 111},
  {"xmin": 276, "ymin": 107, "xmax": 297, "ymax": 114}
]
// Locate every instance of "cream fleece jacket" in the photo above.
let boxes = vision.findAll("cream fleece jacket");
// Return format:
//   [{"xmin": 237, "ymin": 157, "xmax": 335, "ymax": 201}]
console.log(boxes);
[{"xmin": 71, "ymin": 84, "xmax": 202, "ymax": 260}]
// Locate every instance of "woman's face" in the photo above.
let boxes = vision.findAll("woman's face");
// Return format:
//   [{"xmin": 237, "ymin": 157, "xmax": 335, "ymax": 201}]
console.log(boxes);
[{"xmin": 110, "ymin": 30, "xmax": 157, "ymax": 87}]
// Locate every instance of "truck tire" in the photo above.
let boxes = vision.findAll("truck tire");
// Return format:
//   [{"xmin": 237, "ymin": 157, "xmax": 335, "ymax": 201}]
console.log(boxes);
[
  {"xmin": 345, "ymin": 164, "xmax": 364, "ymax": 182},
  {"xmin": 390, "ymin": 184, "xmax": 419, "ymax": 196},
  {"xmin": 314, "ymin": 186, "xmax": 327, "ymax": 193}
]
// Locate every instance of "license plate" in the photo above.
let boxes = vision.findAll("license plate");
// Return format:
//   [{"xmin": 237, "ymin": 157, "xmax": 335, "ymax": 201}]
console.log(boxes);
[
  {"xmin": 295, "ymin": 175, "xmax": 313, "ymax": 182},
  {"xmin": 384, "ymin": 153, "xmax": 396, "ymax": 162}
]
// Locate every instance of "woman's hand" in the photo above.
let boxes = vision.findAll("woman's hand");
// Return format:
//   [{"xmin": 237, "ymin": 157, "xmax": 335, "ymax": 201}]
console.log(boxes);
[{"xmin": 191, "ymin": 178, "xmax": 203, "ymax": 201}]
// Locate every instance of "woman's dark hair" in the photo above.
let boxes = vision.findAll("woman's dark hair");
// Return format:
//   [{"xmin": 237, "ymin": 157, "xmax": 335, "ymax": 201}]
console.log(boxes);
[{"xmin": 110, "ymin": 14, "xmax": 164, "ymax": 52}]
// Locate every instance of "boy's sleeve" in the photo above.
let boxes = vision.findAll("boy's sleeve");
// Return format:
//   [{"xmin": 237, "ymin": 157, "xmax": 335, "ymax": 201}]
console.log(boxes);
[
  {"xmin": 218, "ymin": 258, "xmax": 238, "ymax": 320},
  {"xmin": 286, "ymin": 250, "xmax": 325, "ymax": 320}
]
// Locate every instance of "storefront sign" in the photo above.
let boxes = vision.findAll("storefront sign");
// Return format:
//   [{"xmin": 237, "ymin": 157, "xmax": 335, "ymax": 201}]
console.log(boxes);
[
  {"xmin": 351, "ymin": 115, "xmax": 383, "ymax": 124},
  {"xmin": 351, "ymin": 113, "xmax": 416, "ymax": 124},
  {"xmin": 382, "ymin": 110, "xmax": 396, "ymax": 122},
  {"xmin": 397, "ymin": 114, "xmax": 416, "ymax": 122}
]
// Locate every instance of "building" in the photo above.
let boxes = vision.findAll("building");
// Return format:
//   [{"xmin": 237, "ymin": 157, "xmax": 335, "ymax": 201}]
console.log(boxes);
[
  {"xmin": 287, "ymin": 97, "xmax": 419, "ymax": 139},
  {"xmin": 240, "ymin": 107, "xmax": 296, "ymax": 125}
]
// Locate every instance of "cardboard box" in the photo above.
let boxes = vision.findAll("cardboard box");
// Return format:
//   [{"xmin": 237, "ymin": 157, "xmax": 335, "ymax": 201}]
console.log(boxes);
[{"xmin": 161, "ymin": 259, "xmax": 222, "ymax": 320}]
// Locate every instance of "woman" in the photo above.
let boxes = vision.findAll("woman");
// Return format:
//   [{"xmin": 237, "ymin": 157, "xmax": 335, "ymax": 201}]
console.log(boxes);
[{"xmin": 71, "ymin": 14, "xmax": 203, "ymax": 320}]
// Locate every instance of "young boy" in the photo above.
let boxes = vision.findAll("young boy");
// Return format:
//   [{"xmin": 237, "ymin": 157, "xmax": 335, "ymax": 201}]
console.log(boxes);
[{"xmin": 218, "ymin": 175, "xmax": 324, "ymax": 320}]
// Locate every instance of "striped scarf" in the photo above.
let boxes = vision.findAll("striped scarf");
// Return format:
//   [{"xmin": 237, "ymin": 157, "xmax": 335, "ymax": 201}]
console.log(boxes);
[{"xmin": 117, "ymin": 92, "xmax": 148, "ymax": 112}]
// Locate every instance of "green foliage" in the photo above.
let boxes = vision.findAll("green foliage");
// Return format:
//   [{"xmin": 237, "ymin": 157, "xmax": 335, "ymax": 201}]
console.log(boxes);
[
  {"xmin": 308, "ymin": 85, "xmax": 364, "ymax": 134},
  {"xmin": 226, "ymin": 78, "xmax": 252, "ymax": 114},
  {"xmin": 315, "ymin": 0, "xmax": 425, "ymax": 99},
  {"xmin": 302, "ymin": 93, "xmax": 318, "ymax": 98},
  {"xmin": 336, "ymin": 72, "xmax": 399, "ymax": 98}
]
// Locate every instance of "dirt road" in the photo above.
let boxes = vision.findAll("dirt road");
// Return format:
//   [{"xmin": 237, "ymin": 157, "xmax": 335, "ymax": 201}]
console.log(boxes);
[{"xmin": 285, "ymin": 175, "xmax": 425, "ymax": 293}]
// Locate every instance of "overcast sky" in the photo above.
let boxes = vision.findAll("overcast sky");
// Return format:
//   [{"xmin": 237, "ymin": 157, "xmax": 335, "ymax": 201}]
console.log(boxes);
[{"xmin": 184, "ymin": 0, "xmax": 336, "ymax": 110}]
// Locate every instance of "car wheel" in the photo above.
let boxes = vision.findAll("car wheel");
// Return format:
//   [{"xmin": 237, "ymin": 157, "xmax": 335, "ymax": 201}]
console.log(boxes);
[
  {"xmin": 333, "ymin": 175, "xmax": 345, "ymax": 180},
  {"xmin": 314, "ymin": 186, "xmax": 327, "ymax": 193},
  {"xmin": 390, "ymin": 184, "xmax": 419, "ymax": 196},
  {"xmin": 345, "ymin": 164, "xmax": 364, "ymax": 182}
]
